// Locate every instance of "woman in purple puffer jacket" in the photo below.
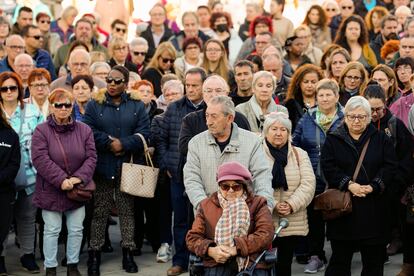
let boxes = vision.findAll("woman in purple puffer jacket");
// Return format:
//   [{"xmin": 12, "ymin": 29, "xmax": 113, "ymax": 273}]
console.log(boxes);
[{"xmin": 31, "ymin": 88, "xmax": 97, "ymax": 276}]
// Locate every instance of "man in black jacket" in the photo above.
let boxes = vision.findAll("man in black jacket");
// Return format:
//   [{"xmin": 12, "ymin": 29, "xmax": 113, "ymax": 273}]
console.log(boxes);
[{"xmin": 370, "ymin": 15, "xmax": 399, "ymax": 64}]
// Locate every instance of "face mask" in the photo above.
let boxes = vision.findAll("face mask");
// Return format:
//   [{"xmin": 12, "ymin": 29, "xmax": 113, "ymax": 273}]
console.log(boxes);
[{"xmin": 216, "ymin": 24, "xmax": 228, "ymax": 33}]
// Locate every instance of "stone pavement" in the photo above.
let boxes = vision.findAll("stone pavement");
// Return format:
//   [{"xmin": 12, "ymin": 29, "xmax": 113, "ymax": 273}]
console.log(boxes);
[{"xmin": 2, "ymin": 220, "xmax": 403, "ymax": 276}]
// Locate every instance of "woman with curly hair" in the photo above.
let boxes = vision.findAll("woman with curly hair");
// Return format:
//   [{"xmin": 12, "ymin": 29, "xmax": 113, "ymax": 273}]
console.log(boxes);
[
  {"xmin": 302, "ymin": 4, "xmax": 331, "ymax": 51},
  {"xmin": 334, "ymin": 15, "xmax": 377, "ymax": 71},
  {"xmin": 365, "ymin": 6, "xmax": 389, "ymax": 42},
  {"xmin": 338, "ymin": 61, "xmax": 368, "ymax": 106},
  {"xmin": 284, "ymin": 64, "xmax": 324, "ymax": 130}
]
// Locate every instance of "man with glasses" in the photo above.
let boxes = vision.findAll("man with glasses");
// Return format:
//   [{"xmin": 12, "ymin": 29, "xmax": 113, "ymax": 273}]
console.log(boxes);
[
  {"xmin": 140, "ymin": 3, "xmax": 174, "ymax": 59},
  {"xmin": 129, "ymin": 37, "xmax": 149, "ymax": 76},
  {"xmin": 53, "ymin": 18, "xmax": 108, "ymax": 72},
  {"xmin": 22, "ymin": 25, "xmax": 57, "ymax": 80},
  {"xmin": 0, "ymin": 34, "xmax": 25, "ymax": 73},
  {"xmin": 35, "ymin": 12, "xmax": 62, "ymax": 57},
  {"xmin": 329, "ymin": 0, "xmax": 355, "ymax": 40},
  {"xmin": 14, "ymin": 53, "xmax": 34, "ymax": 98},
  {"xmin": 11, "ymin": 6, "xmax": 33, "ymax": 35},
  {"xmin": 102, "ymin": 19, "xmax": 128, "ymax": 47},
  {"xmin": 51, "ymin": 49, "xmax": 105, "ymax": 92}
]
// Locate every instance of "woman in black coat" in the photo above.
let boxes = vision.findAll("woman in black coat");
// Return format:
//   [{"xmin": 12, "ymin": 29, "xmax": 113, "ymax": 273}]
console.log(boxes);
[
  {"xmin": 0, "ymin": 108, "xmax": 20, "ymax": 273},
  {"xmin": 321, "ymin": 96, "xmax": 397, "ymax": 276}
]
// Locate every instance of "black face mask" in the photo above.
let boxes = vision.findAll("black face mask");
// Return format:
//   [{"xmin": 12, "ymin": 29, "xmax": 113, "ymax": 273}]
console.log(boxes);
[{"xmin": 216, "ymin": 24, "xmax": 228, "ymax": 33}]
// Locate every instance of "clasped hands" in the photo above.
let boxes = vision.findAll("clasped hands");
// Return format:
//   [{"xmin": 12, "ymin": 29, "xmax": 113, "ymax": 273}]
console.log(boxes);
[
  {"xmin": 61, "ymin": 177, "xmax": 82, "ymax": 191},
  {"xmin": 208, "ymin": 245, "xmax": 237, "ymax": 264},
  {"xmin": 275, "ymin": 201, "xmax": 292, "ymax": 216},
  {"xmin": 348, "ymin": 182, "xmax": 373, "ymax": 197}
]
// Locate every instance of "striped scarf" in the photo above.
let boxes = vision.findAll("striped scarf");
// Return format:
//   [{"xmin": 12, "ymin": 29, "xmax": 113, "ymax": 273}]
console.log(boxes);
[{"xmin": 215, "ymin": 192, "xmax": 250, "ymax": 271}]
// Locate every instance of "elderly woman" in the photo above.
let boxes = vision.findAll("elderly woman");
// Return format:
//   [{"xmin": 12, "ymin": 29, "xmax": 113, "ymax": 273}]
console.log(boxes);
[
  {"xmin": 321, "ymin": 96, "xmax": 397, "ymax": 276},
  {"xmin": 31, "ymin": 88, "xmax": 96, "ymax": 276},
  {"xmin": 262, "ymin": 112, "xmax": 316, "ymax": 276},
  {"xmin": 83, "ymin": 65, "xmax": 150, "ymax": 275},
  {"xmin": 292, "ymin": 79, "xmax": 345, "ymax": 273},
  {"xmin": 129, "ymin": 37, "xmax": 149, "ymax": 76},
  {"xmin": 156, "ymin": 79, "xmax": 184, "ymax": 111},
  {"xmin": 174, "ymin": 37, "xmax": 203, "ymax": 81},
  {"xmin": 71, "ymin": 75, "xmax": 94, "ymax": 121},
  {"xmin": 90, "ymin": 62, "xmax": 111, "ymax": 82},
  {"xmin": 338, "ymin": 61, "xmax": 368, "ymax": 106},
  {"xmin": 0, "ymin": 72, "xmax": 43, "ymax": 273},
  {"xmin": 26, "ymin": 68, "xmax": 52, "ymax": 118},
  {"xmin": 108, "ymin": 37, "xmax": 137, "ymax": 72},
  {"xmin": 133, "ymin": 80, "xmax": 163, "ymax": 122},
  {"xmin": 236, "ymin": 71, "xmax": 287, "ymax": 133},
  {"xmin": 186, "ymin": 161, "xmax": 274, "ymax": 275}
]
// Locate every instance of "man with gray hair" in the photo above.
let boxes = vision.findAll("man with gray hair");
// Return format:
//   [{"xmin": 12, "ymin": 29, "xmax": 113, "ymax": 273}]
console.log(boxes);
[
  {"xmin": 183, "ymin": 95, "xmax": 274, "ymax": 211},
  {"xmin": 0, "ymin": 34, "xmax": 25, "ymax": 73},
  {"xmin": 50, "ymin": 49, "xmax": 106, "ymax": 92},
  {"xmin": 262, "ymin": 51, "xmax": 291, "ymax": 102},
  {"xmin": 14, "ymin": 53, "xmax": 34, "ymax": 98}
]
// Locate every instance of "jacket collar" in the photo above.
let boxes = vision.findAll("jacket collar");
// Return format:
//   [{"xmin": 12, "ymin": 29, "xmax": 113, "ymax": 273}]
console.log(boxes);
[
  {"xmin": 92, "ymin": 88, "xmax": 140, "ymax": 105},
  {"xmin": 207, "ymin": 123, "xmax": 241, "ymax": 152},
  {"xmin": 331, "ymin": 123, "xmax": 376, "ymax": 150}
]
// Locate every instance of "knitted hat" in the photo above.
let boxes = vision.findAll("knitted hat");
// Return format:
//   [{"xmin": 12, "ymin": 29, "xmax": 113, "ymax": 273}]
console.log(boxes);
[{"xmin": 216, "ymin": 161, "xmax": 252, "ymax": 183}]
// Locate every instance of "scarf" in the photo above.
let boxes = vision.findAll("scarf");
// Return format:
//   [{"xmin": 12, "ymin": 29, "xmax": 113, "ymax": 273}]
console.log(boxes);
[
  {"xmin": 215, "ymin": 191, "xmax": 250, "ymax": 271},
  {"xmin": 316, "ymin": 107, "xmax": 337, "ymax": 132},
  {"xmin": 266, "ymin": 139, "xmax": 288, "ymax": 190}
]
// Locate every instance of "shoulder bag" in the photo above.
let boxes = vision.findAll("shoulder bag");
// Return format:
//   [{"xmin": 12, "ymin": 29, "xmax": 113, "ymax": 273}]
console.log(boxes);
[
  {"xmin": 54, "ymin": 130, "xmax": 95, "ymax": 202},
  {"xmin": 120, "ymin": 133, "xmax": 159, "ymax": 198},
  {"xmin": 314, "ymin": 138, "xmax": 370, "ymax": 220}
]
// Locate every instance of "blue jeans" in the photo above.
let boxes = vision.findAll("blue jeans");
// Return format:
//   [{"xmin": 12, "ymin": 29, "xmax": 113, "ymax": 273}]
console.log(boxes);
[
  {"xmin": 170, "ymin": 178, "xmax": 189, "ymax": 268},
  {"xmin": 42, "ymin": 207, "xmax": 85, "ymax": 268}
]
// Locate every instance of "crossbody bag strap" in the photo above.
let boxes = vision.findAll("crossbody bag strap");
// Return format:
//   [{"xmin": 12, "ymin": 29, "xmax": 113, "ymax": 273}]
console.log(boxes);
[
  {"xmin": 53, "ymin": 130, "xmax": 71, "ymax": 175},
  {"xmin": 352, "ymin": 138, "xmax": 370, "ymax": 181},
  {"xmin": 18, "ymin": 105, "xmax": 26, "ymax": 136}
]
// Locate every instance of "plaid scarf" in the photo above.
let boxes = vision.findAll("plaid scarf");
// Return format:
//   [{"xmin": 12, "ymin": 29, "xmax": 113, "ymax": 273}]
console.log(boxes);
[{"xmin": 215, "ymin": 192, "xmax": 250, "ymax": 271}]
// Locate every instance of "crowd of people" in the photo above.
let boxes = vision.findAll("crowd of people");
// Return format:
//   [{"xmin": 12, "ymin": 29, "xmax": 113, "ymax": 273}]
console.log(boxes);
[{"xmin": 0, "ymin": 0, "xmax": 413, "ymax": 276}]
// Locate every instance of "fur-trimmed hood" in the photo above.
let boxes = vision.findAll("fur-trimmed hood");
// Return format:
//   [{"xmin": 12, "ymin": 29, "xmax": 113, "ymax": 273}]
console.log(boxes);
[{"xmin": 92, "ymin": 88, "xmax": 141, "ymax": 104}]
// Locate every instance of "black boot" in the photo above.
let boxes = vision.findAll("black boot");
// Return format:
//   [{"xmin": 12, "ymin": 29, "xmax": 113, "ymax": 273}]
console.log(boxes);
[
  {"xmin": 122, "ymin": 248, "xmax": 138, "ymax": 273},
  {"xmin": 67, "ymin": 263, "xmax": 81, "ymax": 276},
  {"xmin": 0, "ymin": 256, "xmax": 7, "ymax": 276},
  {"xmin": 87, "ymin": 250, "xmax": 101, "ymax": 276},
  {"xmin": 46, "ymin": 267, "xmax": 57, "ymax": 276}
]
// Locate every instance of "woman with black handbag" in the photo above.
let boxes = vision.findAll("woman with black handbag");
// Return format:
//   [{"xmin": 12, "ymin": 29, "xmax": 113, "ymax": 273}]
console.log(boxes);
[
  {"xmin": 320, "ymin": 96, "xmax": 397, "ymax": 275},
  {"xmin": 31, "ymin": 88, "xmax": 97, "ymax": 276}
]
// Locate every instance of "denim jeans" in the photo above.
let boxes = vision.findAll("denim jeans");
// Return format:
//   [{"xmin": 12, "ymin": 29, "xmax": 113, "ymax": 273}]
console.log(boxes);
[{"xmin": 42, "ymin": 207, "xmax": 85, "ymax": 268}]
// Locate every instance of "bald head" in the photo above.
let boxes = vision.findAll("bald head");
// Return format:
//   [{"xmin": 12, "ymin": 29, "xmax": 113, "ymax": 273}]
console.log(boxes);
[
  {"xmin": 263, "ymin": 55, "xmax": 283, "ymax": 81},
  {"xmin": 68, "ymin": 49, "xmax": 91, "ymax": 77}
]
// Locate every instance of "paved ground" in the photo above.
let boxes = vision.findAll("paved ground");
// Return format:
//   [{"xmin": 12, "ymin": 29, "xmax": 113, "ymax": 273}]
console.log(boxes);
[{"xmin": 2, "ymin": 220, "xmax": 403, "ymax": 276}]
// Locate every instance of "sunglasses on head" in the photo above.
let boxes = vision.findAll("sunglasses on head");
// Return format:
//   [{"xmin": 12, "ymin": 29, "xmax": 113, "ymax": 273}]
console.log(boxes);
[
  {"xmin": 0, "ymin": 85, "xmax": 18, "ymax": 93},
  {"xmin": 161, "ymin": 57, "xmax": 175, "ymax": 64},
  {"xmin": 133, "ymin": 51, "xmax": 147, "ymax": 56},
  {"xmin": 115, "ymin": 27, "xmax": 126, "ymax": 33},
  {"xmin": 219, "ymin": 183, "xmax": 243, "ymax": 192},
  {"xmin": 106, "ymin": 77, "xmax": 125, "ymax": 85},
  {"xmin": 53, "ymin": 102, "xmax": 72, "ymax": 109}
]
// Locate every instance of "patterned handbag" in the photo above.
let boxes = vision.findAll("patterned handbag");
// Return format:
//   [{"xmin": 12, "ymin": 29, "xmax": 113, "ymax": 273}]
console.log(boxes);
[{"xmin": 120, "ymin": 133, "xmax": 159, "ymax": 198}]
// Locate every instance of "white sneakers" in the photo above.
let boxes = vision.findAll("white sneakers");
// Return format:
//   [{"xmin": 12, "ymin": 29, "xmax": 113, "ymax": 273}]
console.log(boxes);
[{"xmin": 156, "ymin": 243, "xmax": 172, "ymax": 263}]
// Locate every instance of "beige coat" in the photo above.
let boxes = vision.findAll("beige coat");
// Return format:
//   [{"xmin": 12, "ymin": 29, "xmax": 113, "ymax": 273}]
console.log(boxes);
[{"xmin": 263, "ymin": 141, "xmax": 316, "ymax": 237}]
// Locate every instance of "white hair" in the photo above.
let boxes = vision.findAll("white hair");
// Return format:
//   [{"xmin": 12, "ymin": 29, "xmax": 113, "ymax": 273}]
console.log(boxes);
[
  {"xmin": 263, "ymin": 112, "xmax": 292, "ymax": 136},
  {"xmin": 344, "ymin": 96, "xmax": 372, "ymax": 123},
  {"xmin": 162, "ymin": 80, "xmax": 184, "ymax": 95},
  {"xmin": 252, "ymin": 70, "xmax": 276, "ymax": 89}
]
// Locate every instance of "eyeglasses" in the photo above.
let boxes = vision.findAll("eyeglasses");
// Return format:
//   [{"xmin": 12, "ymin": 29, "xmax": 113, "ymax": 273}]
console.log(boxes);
[
  {"xmin": 30, "ymin": 83, "xmax": 49, "ymax": 89},
  {"xmin": 371, "ymin": 107, "xmax": 385, "ymax": 113},
  {"xmin": 40, "ymin": 20, "xmax": 51, "ymax": 24},
  {"xmin": 345, "ymin": 75, "xmax": 362, "ymax": 81},
  {"xmin": 160, "ymin": 57, "xmax": 175, "ymax": 64},
  {"xmin": 132, "ymin": 51, "xmax": 147, "ymax": 56},
  {"xmin": 219, "ymin": 183, "xmax": 243, "ymax": 192},
  {"xmin": 341, "ymin": 6, "xmax": 353, "ymax": 10},
  {"xmin": 28, "ymin": 35, "xmax": 43, "ymax": 40},
  {"xmin": 106, "ymin": 77, "xmax": 125, "ymax": 85},
  {"xmin": 397, "ymin": 65, "xmax": 412, "ymax": 72},
  {"xmin": 346, "ymin": 114, "xmax": 367, "ymax": 121},
  {"xmin": 115, "ymin": 27, "xmax": 126, "ymax": 33},
  {"xmin": 7, "ymin": 45, "xmax": 25, "ymax": 50},
  {"xmin": 0, "ymin": 85, "xmax": 18, "ymax": 93},
  {"xmin": 53, "ymin": 102, "xmax": 72, "ymax": 109}
]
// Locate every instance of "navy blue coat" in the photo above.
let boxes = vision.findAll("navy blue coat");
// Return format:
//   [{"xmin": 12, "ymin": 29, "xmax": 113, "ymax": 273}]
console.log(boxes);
[
  {"xmin": 292, "ymin": 105, "xmax": 344, "ymax": 194},
  {"xmin": 83, "ymin": 91, "xmax": 150, "ymax": 180},
  {"xmin": 159, "ymin": 96, "xmax": 203, "ymax": 178}
]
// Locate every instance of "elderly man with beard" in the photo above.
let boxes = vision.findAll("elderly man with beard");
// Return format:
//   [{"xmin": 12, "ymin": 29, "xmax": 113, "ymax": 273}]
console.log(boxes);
[
  {"xmin": 370, "ymin": 15, "xmax": 399, "ymax": 64},
  {"xmin": 53, "ymin": 18, "xmax": 108, "ymax": 72}
]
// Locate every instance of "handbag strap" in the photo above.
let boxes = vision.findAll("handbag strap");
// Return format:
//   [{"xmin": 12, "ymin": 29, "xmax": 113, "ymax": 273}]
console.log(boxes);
[
  {"xmin": 53, "ymin": 130, "xmax": 71, "ymax": 175},
  {"xmin": 352, "ymin": 138, "xmax": 370, "ymax": 181},
  {"xmin": 18, "ymin": 105, "xmax": 26, "ymax": 137},
  {"xmin": 130, "ymin": 133, "xmax": 155, "ymax": 168}
]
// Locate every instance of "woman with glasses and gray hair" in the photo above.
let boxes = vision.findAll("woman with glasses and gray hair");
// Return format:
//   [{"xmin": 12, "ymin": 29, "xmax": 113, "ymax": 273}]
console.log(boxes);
[
  {"xmin": 321, "ymin": 96, "xmax": 397, "ymax": 275},
  {"xmin": 262, "ymin": 112, "xmax": 316, "ymax": 276},
  {"xmin": 236, "ymin": 71, "xmax": 287, "ymax": 133},
  {"xmin": 292, "ymin": 79, "xmax": 344, "ymax": 273}
]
